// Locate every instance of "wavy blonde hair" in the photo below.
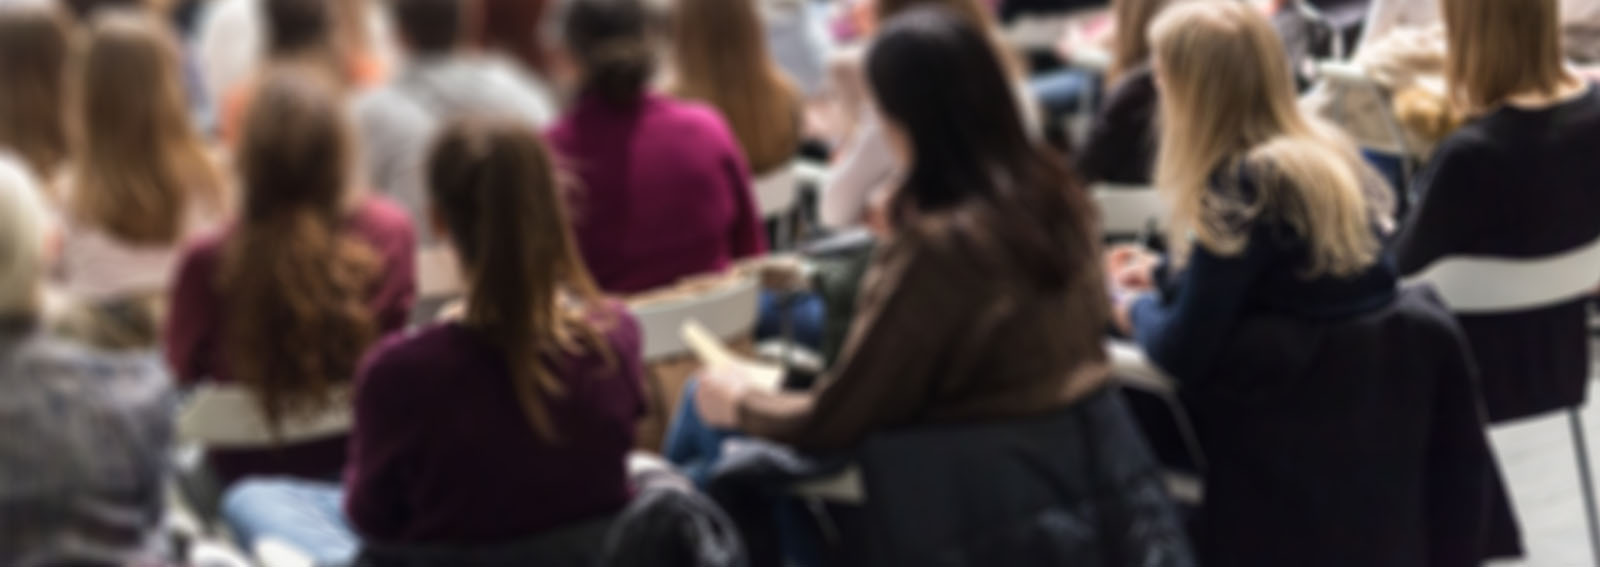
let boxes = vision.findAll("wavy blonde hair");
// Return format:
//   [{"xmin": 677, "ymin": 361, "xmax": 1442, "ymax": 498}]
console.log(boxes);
[{"xmin": 1151, "ymin": 2, "xmax": 1391, "ymax": 278}]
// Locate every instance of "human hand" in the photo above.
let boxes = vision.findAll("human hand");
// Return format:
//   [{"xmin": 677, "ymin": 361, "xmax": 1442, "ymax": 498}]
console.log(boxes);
[
  {"xmin": 1106, "ymin": 245, "xmax": 1159, "ymax": 292},
  {"xmin": 695, "ymin": 368, "xmax": 751, "ymax": 429}
]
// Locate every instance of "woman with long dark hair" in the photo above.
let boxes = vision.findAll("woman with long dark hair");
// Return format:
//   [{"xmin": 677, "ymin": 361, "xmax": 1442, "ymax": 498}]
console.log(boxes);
[
  {"xmin": 697, "ymin": 4, "xmax": 1108, "ymax": 460},
  {"xmin": 165, "ymin": 67, "xmax": 416, "ymax": 488}
]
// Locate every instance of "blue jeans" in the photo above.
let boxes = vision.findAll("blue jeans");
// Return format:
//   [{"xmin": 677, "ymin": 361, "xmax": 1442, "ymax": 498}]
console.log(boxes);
[
  {"xmin": 1029, "ymin": 69, "xmax": 1099, "ymax": 118},
  {"xmin": 222, "ymin": 478, "xmax": 358, "ymax": 565},
  {"xmin": 663, "ymin": 380, "xmax": 826, "ymax": 567},
  {"xmin": 755, "ymin": 291, "xmax": 825, "ymax": 351}
]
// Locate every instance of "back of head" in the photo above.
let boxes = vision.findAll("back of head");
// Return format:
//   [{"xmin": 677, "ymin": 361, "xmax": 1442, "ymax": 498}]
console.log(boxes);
[
  {"xmin": 428, "ymin": 118, "xmax": 609, "ymax": 441},
  {"xmin": 562, "ymin": 0, "xmax": 655, "ymax": 104},
  {"xmin": 868, "ymin": 7, "xmax": 1100, "ymax": 295},
  {"xmin": 74, "ymin": 10, "xmax": 221, "ymax": 245},
  {"xmin": 1443, "ymin": 0, "xmax": 1570, "ymax": 109},
  {"xmin": 0, "ymin": 3, "xmax": 71, "ymax": 179},
  {"xmin": 670, "ymin": 0, "xmax": 799, "ymax": 173},
  {"xmin": 392, "ymin": 0, "xmax": 462, "ymax": 54},
  {"xmin": 265, "ymin": 0, "xmax": 334, "ymax": 57},
  {"xmin": 1150, "ymin": 2, "xmax": 1388, "ymax": 277},
  {"xmin": 225, "ymin": 67, "xmax": 377, "ymax": 429},
  {"xmin": 0, "ymin": 154, "xmax": 48, "ymax": 319}
]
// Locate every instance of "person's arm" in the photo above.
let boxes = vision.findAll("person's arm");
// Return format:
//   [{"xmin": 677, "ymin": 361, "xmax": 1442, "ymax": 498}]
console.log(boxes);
[
  {"xmin": 1128, "ymin": 229, "xmax": 1276, "ymax": 383},
  {"xmin": 1390, "ymin": 138, "xmax": 1487, "ymax": 276},
  {"xmin": 343, "ymin": 343, "xmax": 422, "ymax": 541},
  {"xmin": 819, "ymin": 115, "xmax": 899, "ymax": 229},
  {"xmin": 735, "ymin": 235, "xmax": 977, "ymax": 451},
  {"xmin": 163, "ymin": 243, "xmax": 219, "ymax": 386}
]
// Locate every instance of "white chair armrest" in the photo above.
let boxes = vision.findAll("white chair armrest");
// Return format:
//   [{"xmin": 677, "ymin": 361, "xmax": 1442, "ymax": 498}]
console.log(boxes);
[
  {"xmin": 1107, "ymin": 340, "xmax": 1175, "ymax": 395},
  {"xmin": 791, "ymin": 466, "xmax": 865, "ymax": 504}
]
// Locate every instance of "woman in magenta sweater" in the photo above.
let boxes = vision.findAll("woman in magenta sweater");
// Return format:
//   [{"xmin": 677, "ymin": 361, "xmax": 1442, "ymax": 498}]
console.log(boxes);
[{"xmin": 546, "ymin": 0, "xmax": 768, "ymax": 295}]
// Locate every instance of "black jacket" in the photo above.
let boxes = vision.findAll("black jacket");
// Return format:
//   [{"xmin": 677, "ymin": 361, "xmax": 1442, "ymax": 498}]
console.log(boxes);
[
  {"xmin": 353, "ymin": 468, "xmax": 745, "ymax": 567},
  {"xmin": 1186, "ymin": 287, "xmax": 1522, "ymax": 566}
]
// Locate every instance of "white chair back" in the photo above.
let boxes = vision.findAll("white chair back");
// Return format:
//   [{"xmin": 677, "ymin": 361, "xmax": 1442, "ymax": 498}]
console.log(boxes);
[
  {"xmin": 178, "ymin": 384, "xmax": 353, "ymax": 449},
  {"xmin": 755, "ymin": 167, "xmax": 800, "ymax": 219},
  {"xmin": 631, "ymin": 277, "xmax": 761, "ymax": 360},
  {"xmin": 1093, "ymin": 183, "xmax": 1166, "ymax": 238},
  {"xmin": 1403, "ymin": 235, "xmax": 1600, "ymax": 315}
]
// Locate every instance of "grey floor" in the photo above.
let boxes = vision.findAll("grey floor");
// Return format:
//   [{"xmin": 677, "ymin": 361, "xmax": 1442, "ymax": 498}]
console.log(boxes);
[{"xmin": 1489, "ymin": 390, "xmax": 1600, "ymax": 567}]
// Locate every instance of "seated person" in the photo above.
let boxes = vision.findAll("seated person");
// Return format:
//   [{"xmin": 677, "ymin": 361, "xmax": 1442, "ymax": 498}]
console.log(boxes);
[
  {"xmin": 165, "ymin": 67, "xmax": 416, "ymax": 488},
  {"xmin": 1112, "ymin": 3, "xmax": 1520, "ymax": 563},
  {"xmin": 546, "ymin": 0, "xmax": 767, "ymax": 296},
  {"xmin": 223, "ymin": 118, "xmax": 646, "ymax": 566},
  {"xmin": 0, "ymin": 155, "xmax": 176, "ymax": 567},
  {"xmin": 1393, "ymin": 0, "xmax": 1600, "ymax": 423}
]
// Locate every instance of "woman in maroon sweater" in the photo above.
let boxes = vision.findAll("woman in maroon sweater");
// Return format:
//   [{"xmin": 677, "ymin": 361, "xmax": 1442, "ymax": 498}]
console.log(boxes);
[
  {"xmin": 546, "ymin": 0, "xmax": 767, "ymax": 295},
  {"xmin": 217, "ymin": 119, "xmax": 646, "ymax": 563},
  {"xmin": 165, "ymin": 67, "xmax": 417, "ymax": 488}
]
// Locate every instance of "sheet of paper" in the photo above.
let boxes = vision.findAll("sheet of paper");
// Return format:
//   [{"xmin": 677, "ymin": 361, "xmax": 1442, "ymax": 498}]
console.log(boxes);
[{"xmin": 682, "ymin": 320, "xmax": 784, "ymax": 393}]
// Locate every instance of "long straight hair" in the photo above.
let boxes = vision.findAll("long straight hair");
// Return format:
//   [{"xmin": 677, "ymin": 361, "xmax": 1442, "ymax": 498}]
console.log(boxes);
[
  {"xmin": 71, "ymin": 12, "xmax": 225, "ymax": 245},
  {"xmin": 868, "ymin": 7, "xmax": 1102, "ymax": 301},
  {"xmin": 669, "ymin": 0, "xmax": 801, "ymax": 174},
  {"xmin": 0, "ymin": 5, "xmax": 72, "ymax": 181},
  {"xmin": 223, "ymin": 67, "xmax": 378, "ymax": 430},
  {"xmin": 427, "ymin": 119, "xmax": 614, "ymax": 442},
  {"xmin": 1151, "ymin": 1, "xmax": 1391, "ymax": 277},
  {"xmin": 1443, "ymin": 0, "xmax": 1575, "ymax": 111}
]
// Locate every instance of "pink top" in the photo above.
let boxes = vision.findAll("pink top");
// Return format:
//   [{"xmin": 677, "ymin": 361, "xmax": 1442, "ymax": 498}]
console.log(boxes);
[
  {"xmin": 547, "ymin": 93, "xmax": 768, "ymax": 294},
  {"xmin": 164, "ymin": 195, "xmax": 417, "ymax": 484}
]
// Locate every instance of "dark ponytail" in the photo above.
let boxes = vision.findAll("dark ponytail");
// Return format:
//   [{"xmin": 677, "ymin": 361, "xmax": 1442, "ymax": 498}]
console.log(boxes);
[
  {"xmin": 428, "ymin": 118, "xmax": 613, "ymax": 442},
  {"xmin": 561, "ymin": 0, "xmax": 655, "ymax": 105}
]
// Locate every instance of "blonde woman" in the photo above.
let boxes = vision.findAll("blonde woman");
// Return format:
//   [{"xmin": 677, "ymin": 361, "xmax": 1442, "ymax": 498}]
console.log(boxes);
[
  {"xmin": 669, "ymin": 0, "xmax": 804, "ymax": 177},
  {"xmin": 1394, "ymin": 0, "xmax": 1600, "ymax": 424},
  {"xmin": 59, "ymin": 12, "xmax": 227, "ymax": 302}
]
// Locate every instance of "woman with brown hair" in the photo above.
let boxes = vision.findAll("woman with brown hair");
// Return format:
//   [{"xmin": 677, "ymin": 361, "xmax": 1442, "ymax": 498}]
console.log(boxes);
[
  {"xmin": 668, "ymin": 0, "xmax": 803, "ymax": 177},
  {"xmin": 0, "ymin": 3, "xmax": 72, "ymax": 184},
  {"xmin": 218, "ymin": 118, "xmax": 646, "ymax": 564},
  {"xmin": 1394, "ymin": 0, "xmax": 1600, "ymax": 424},
  {"xmin": 58, "ymin": 11, "xmax": 227, "ymax": 302},
  {"xmin": 165, "ymin": 67, "xmax": 416, "ymax": 488}
]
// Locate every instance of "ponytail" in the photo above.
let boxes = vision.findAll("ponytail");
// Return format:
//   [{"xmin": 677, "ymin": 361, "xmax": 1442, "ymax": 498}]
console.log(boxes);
[{"xmin": 428, "ymin": 119, "xmax": 613, "ymax": 442}]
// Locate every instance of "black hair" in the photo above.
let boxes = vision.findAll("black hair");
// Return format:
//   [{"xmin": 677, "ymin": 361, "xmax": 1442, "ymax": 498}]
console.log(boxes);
[
  {"xmin": 391, "ymin": 0, "xmax": 461, "ymax": 53},
  {"xmin": 867, "ymin": 6, "xmax": 1099, "ymax": 291},
  {"xmin": 561, "ymin": 0, "xmax": 655, "ymax": 104}
]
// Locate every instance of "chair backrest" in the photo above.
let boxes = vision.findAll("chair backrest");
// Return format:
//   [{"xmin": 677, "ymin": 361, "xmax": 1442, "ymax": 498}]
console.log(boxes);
[
  {"xmin": 177, "ymin": 384, "xmax": 353, "ymax": 449},
  {"xmin": 630, "ymin": 277, "xmax": 761, "ymax": 360},
  {"xmin": 754, "ymin": 167, "xmax": 800, "ymax": 219},
  {"xmin": 1403, "ymin": 234, "xmax": 1600, "ymax": 315},
  {"xmin": 1093, "ymin": 183, "xmax": 1165, "ymax": 238}
]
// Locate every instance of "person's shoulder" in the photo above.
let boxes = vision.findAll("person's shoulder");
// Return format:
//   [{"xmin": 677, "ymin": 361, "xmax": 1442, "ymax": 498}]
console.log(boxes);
[
  {"xmin": 652, "ymin": 97, "xmax": 743, "ymax": 152},
  {"xmin": 591, "ymin": 299, "xmax": 642, "ymax": 357},
  {"xmin": 4, "ymin": 335, "xmax": 173, "ymax": 412},
  {"xmin": 351, "ymin": 195, "xmax": 417, "ymax": 239},
  {"xmin": 356, "ymin": 325, "xmax": 466, "ymax": 393}
]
